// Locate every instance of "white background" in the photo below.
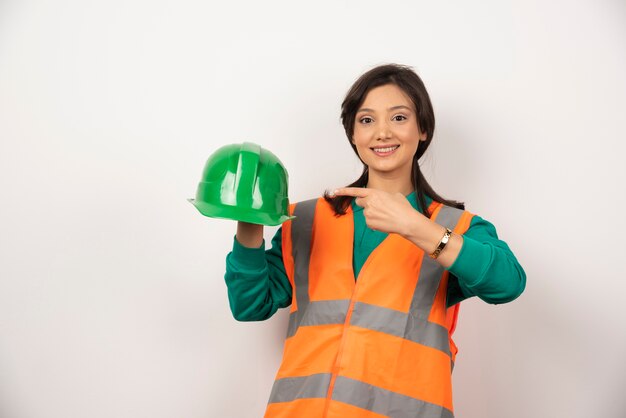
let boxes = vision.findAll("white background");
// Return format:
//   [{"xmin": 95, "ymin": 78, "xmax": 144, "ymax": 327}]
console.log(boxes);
[{"xmin": 1, "ymin": 0, "xmax": 625, "ymax": 417}]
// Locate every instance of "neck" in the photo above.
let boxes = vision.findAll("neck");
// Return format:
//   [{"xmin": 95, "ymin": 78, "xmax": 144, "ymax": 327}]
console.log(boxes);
[{"xmin": 366, "ymin": 172, "xmax": 413, "ymax": 196}]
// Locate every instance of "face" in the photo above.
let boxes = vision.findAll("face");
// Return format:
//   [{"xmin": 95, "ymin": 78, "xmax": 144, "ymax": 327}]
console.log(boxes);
[{"xmin": 352, "ymin": 83, "xmax": 427, "ymax": 186}]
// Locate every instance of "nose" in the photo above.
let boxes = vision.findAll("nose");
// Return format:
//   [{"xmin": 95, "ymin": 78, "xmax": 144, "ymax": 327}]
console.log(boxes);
[{"xmin": 377, "ymin": 120, "xmax": 392, "ymax": 140}]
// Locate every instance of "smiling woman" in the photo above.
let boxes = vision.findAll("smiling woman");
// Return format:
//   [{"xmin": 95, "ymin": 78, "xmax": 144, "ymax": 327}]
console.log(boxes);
[{"xmin": 224, "ymin": 63, "xmax": 526, "ymax": 418}]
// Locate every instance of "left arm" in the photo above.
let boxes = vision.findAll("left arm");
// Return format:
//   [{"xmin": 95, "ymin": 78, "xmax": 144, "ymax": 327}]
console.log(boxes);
[
  {"xmin": 403, "ymin": 210, "xmax": 526, "ymax": 305},
  {"xmin": 444, "ymin": 215, "xmax": 526, "ymax": 305}
]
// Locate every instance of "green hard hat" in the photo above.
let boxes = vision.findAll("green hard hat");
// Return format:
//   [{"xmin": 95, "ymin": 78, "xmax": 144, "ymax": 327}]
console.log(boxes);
[{"xmin": 188, "ymin": 142, "xmax": 295, "ymax": 226}]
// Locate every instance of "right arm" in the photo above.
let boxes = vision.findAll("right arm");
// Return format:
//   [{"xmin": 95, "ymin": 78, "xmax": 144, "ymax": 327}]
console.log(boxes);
[{"xmin": 224, "ymin": 222, "xmax": 292, "ymax": 321}]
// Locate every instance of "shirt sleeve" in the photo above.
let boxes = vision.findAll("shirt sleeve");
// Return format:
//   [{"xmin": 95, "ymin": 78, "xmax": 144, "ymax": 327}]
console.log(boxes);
[
  {"xmin": 224, "ymin": 227, "xmax": 292, "ymax": 321},
  {"xmin": 445, "ymin": 215, "xmax": 526, "ymax": 306}
]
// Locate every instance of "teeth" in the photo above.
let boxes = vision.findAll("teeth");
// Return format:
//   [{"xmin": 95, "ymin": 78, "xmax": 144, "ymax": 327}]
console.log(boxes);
[{"xmin": 373, "ymin": 145, "xmax": 399, "ymax": 153}]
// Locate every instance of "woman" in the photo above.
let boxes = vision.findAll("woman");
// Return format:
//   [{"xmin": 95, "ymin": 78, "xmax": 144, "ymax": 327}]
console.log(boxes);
[{"xmin": 225, "ymin": 63, "xmax": 526, "ymax": 418}]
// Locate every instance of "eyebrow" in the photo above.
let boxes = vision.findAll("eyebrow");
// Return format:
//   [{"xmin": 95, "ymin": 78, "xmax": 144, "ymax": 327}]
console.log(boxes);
[{"xmin": 357, "ymin": 105, "xmax": 413, "ymax": 113}]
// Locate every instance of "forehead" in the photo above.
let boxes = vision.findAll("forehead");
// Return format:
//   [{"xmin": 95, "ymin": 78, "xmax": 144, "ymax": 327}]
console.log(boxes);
[{"xmin": 360, "ymin": 84, "xmax": 414, "ymax": 110}]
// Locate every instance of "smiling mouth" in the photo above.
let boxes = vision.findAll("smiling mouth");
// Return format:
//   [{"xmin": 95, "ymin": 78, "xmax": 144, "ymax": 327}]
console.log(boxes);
[{"xmin": 371, "ymin": 145, "xmax": 400, "ymax": 155}]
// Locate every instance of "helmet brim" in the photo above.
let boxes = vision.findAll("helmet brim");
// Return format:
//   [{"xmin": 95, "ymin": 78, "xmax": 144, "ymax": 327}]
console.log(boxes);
[{"xmin": 187, "ymin": 199, "xmax": 295, "ymax": 226}]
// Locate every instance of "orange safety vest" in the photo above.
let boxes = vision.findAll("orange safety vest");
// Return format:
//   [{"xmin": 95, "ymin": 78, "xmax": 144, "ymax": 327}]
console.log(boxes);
[{"xmin": 264, "ymin": 197, "xmax": 475, "ymax": 418}]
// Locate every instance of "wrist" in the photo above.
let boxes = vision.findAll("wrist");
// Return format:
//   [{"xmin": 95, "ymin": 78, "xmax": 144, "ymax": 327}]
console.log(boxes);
[
  {"xmin": 402, "ymin": 210, "xmax": 428, "ymax": 241},
  {"xmin": 236, "ymin": 221, "xmax": 264, "ymax": 248},
  {"xmin": 402, "ymin": 214, "xmax": 458, "ymax": 264}
]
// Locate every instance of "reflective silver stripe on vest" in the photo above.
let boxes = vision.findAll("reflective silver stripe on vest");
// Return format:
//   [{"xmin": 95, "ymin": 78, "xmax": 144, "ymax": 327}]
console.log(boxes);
[
  {"xmin": 268, "ymin": 373, "xmax": 332, "ymax": 403},
  {"xmin": 286, "ymin": 299, "xmax": 350, "ymax": 338},
  {"xmin": 268, "ymin": 373, "xmax": 454, "ymax": 418},
  {"xmin": 286, "ymin": 299, "xmax": 450, "ymax": 355},
  {"xmin": 432, "ymin": 206, "xmax": 465, "ymax": 368},
  {"xmin": 409, "ymin": 206, "xmax": 464, "ymax": 322},
  {"xmin": 332, "ymin": 375, "xmax": 454, "ymax": 418},
  {"xmin": 350, "ymin": 302, "xmax": 450, "ymax": 355},
  {"xmin": 290, "ymin": 199, "xmax": 318, "ymax": 337}
]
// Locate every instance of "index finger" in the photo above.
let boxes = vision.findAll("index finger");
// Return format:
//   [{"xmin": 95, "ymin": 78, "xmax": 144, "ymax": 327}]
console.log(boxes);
[{"xmin": 332, "ymin": 187, "xmax": 370, "ymax": 198}]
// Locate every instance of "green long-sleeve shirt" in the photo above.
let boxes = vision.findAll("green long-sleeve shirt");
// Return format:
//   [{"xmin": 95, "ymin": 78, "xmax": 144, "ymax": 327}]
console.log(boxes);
[{"xmin": 225, "ymin": 192, "xmax": 526, "ymax": 321}]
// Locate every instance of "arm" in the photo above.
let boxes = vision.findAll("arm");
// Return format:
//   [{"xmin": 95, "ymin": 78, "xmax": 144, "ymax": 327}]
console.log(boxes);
[
  {"xmin": 402, "ymin": 211, "xmax": 525, "ymax": 306},
  {"xmin": 332, "ymin": 187, "xmax": 526, "ymax": 306},
  {"xmin": 224, "ymin": 222, "xmax": 292, "ymax": 321},
  {"xmin": 445, "ymin": 215, "xmax": 526, "ymax": 306}
]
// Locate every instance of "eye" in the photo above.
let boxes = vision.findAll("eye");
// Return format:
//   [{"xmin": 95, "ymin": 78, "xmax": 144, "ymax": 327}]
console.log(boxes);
[
  {"xmin": 359, "ymin": 116, "xmax": 374, "ymax": 124},
  {"xmin": 392, "ymin": 114, "xmax": 407, "ymax": 122}
]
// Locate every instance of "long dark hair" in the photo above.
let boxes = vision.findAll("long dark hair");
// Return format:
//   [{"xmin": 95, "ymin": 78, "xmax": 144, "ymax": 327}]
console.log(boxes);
[{"xmin": 323, "ymin": 63, "xmax": 464, "ymax": 218}]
